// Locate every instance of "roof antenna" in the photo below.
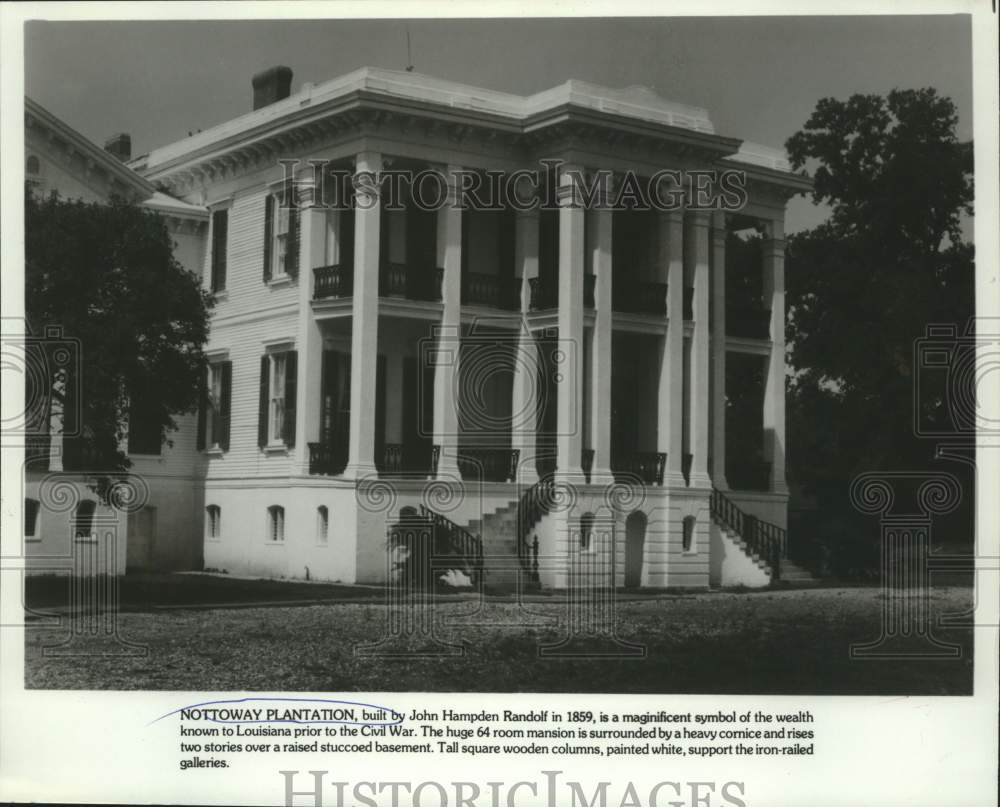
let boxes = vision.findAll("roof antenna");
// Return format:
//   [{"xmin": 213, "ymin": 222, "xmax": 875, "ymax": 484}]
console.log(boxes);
[{"xmin": 405, "ymin": 26, "xmax": 414, "ymax": 72}]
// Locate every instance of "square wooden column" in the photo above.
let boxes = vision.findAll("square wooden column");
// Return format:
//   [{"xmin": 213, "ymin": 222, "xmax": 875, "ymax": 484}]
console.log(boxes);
[
  {"xmin": 686, "ymin": 210, "xmax": 712, "ymax": 489},
  {"xmin": 556, "ymin": 165, "xmax": 585, "ymax": 478},
  {"xmin": 511, "ymin": 208, "xmax": 540, "ymax": 484},
  {"xmin": 293, "ymin": 167, "xmax": 327, "ymax": 474},
  {"xmin": 345, "ymin": 151, "xmax": 382, "ymax": 477},
  {"xmin": 588, "ymin": 205, "xmax": 614, "ymax": 484},
  {"xmin": 709, "ymin": 211, "xmax": 729, "ymax": 490},
  {"xmin": 658, "ymin": 209, "xmax": 686, "ymax": 487},
  {"xmin": 763, "ymin": 222, "xmax": 787, "ymax": 494},
  {"xmin": 433, "ymin": 165, "xmax": 463, "ymax": 479}
]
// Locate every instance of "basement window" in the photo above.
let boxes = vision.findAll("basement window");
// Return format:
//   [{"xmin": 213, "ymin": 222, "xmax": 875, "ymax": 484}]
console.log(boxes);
[
  {"xmin": 317, "ymin": 506, "xmax": 329, "ymax": 544},
  {"xmin": 682, "ymin": 516, "xmax": 696, "ymax": 553},
  {"xmin": 267, "ymin": 505, "xmax": 285, "ymax": 543},
  {"xmin": 206, "ymin": 505, "xmax": 221, "ymax": 540},
  {"xmin": 24, "ymin": 498, "xmax": 40, "ymax": 538}
]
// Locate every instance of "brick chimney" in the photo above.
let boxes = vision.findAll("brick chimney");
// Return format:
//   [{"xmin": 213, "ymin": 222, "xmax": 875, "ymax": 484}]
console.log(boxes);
[
  {"xmin": 252, "ymin": 66, "xmax": 293, "ymax": 110},
  {"xmin": 104, "ymin": 133, "xmax": 132, "ymax": 162}
]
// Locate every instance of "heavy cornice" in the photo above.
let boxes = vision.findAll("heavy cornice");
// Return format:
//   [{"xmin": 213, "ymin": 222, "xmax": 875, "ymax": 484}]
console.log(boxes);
[{"xmin": 138, "ymin": 67, "xmax": 780, "ymax": 196}]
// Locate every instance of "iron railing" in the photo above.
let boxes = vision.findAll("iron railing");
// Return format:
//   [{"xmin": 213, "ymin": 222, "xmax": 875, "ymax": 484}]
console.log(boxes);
[
  {"xmin": 527, "ymin": 274, "xmax": 597, "ymax": 310},
  {"xmin": 377, "ymin": 442, "xmax": 439, "ymax": 477},
  {"xmin": 388, "ymin": 507, "xmax": 483, "ymax": 588},
  {"xmin": 456, "ymin": 448, "xmax": 520, "ymax": 483},
  {"xmin": 710, "ymin": 486, "xmax": 784, "ymax": 579},
  {"xmin": 517, "ymin": 475, "xmax": 560, "ymax": 581},
  {"xmin": 462, "ymin": 273, "xmax": 519, "ymax": 309},
  {"xmin": 308, "ymin": 441, "xmax": 348, "ymax": 476},
  {"xmin": 528, "ymin": 277, "xmax": 557, "ymax": 310},
  {"xmin": 379, "ymin": 262, "xmax": 443, "ymax": 301},
  {"xmin": 313, "ymin": 264, "xmax": 353, "ymax": 299},
  {"xmin": 418, "ymin": 505, "xmax": 484, "ymax": 584},
  {"xmin": 612, "ymin": 451, "xmax": 666, "ymax": 486}
]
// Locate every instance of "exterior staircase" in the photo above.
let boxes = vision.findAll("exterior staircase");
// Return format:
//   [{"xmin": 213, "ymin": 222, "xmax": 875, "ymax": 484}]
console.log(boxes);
[
  {"xmin": 467, "ymin": 500, "xmax": 528, "ymax": 590},
  {"xmin": 709, "ymin": 487, "xmax": 819, "ymax": 585},
  {"xmin": 388, "ymin": 482, "xmax": 818, "ymax": 592}
]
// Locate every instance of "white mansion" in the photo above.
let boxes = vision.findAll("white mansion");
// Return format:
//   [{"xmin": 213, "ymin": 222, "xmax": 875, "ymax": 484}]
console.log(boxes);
[{"xmin": 23, "ymin": 66, "xmax": 812, "ymax": 589}]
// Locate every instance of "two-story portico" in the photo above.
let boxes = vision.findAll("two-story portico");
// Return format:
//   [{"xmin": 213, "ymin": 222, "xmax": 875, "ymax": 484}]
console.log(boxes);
[{"xmin": 137, "ymin": 66, "xmax": 810, "ymax": 589}]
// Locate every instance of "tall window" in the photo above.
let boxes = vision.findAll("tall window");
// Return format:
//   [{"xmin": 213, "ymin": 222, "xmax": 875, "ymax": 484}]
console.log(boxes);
[
  {"xmin": 317, "ymin": 505, "xmax": 329, "ymax": 544},
  {"xmin": 206, "ymin": 505, "xmax": 221, "ymax": 540},
  {"xmin": 24, "ymin": 498, "xmax": 40, "ymax": 538},
  {"xmin": 258, "ymin": 350, "xmax": 297, "ymax": 448},
  {"xmin": 267, "ymin": 505, "xmax": 285, "ymax": 542},
  {"xmin": 274, "ymin": 203, "xmax": 291, "ymax": 277},
  {"xmin": 198, "ymin": 361, "xmax": 232, "ymax": 452},
  {"xmin": 270, "ymin": 353, "xmax": 286, "ymax": 442},
  {"xmin": 211, "ymin": 209, "xmax": 228, "ymax": 293},
  {"xmin": 263, "ymin": 187, "xmax": 298, "ymax": 282},
  {"xmin": 74, "ymin": 500, "xmax": 97, "ymax": 539}
]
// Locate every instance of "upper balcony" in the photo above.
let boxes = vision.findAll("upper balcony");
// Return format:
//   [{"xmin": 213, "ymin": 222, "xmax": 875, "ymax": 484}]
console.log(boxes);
[
  {"xmin": 528, "ymin": 274, "xmax": 595, "ymax": 311},
  {"xmin": 462, "ymin": 272, "xmax": 519, "ymax": 310},
  {"xmin": 313, "ymin": 262, "xmax": 443, "ymax": 303}
]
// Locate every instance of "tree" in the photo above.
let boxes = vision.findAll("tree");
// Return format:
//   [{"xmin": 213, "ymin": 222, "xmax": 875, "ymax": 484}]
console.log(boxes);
[
  {"xmin": 783, "ymin": 89, "xmax": 974, "ymax": 573},
  {"xmin": 25, "ymin": 191, "xmax": 213, "ymax": 473}
]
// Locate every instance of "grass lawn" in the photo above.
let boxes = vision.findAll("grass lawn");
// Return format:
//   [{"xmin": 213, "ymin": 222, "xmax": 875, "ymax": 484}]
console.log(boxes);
[{"xmin": 24, "ymin": 581, "xmax": 974, "ymax": 695}]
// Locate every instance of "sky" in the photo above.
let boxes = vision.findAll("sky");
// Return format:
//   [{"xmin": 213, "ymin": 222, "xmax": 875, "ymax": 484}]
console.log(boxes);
[{"xmin": 24, "ymin": 15, "xmax": 973, "ymax": 234}]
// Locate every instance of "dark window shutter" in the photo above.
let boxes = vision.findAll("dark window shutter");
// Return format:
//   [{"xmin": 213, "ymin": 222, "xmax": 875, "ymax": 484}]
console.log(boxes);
[
  {"xmin": 219, "ymin": 361, "xmax": 232, "ymax": 451},
  {"xmin": 258, "ymin": 355, "xmax": 270, "ymax": 448},
  {"xmin": 211, "ymin": 210, "xmax": 228, "ymax": 292},
  {"xmin": 196, "ymin": 376, "xmax": 207, "ymax": 451},
  {"xmin": 263, "ymin": 194, "xmax": 274, "ymax": 282},
  {"xmin": 286, "ymin": 188, "xmax": 300, "ymax": 279},
  {"xmin": 283, "ymin": 350, "xmax": 297, "ymax": 447}
]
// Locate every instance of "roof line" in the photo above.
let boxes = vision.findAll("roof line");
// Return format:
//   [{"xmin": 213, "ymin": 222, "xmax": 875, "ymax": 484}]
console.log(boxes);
[{"xmin": 25, "ymin": 96, "xmax": 156, "ymax": 197}]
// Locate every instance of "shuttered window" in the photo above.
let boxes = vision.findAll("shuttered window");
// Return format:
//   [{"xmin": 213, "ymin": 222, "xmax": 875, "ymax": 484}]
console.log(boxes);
[
  {"xmin": 210, "ymin": 209, "xmax": 228, "ymax": 292},
  {"xmin": 258, "ymin": 350, "xmax": 297, "ymax": 448}
]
